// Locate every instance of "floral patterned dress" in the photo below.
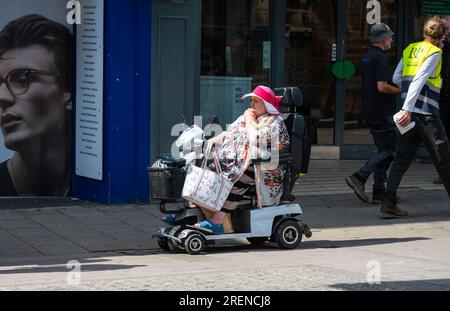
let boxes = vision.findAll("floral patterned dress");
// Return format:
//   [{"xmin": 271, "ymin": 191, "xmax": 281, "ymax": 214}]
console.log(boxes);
[{"xmin": 210, "ymin": 114, "xmax": 290, "ymax": 208}]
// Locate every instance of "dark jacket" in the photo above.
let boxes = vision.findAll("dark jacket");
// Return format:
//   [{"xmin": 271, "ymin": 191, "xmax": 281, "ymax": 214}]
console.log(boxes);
[
  {"xmin": 441, "ymin": 42, "xmax": 450, "ymax": 100},
  {"xmin": 441, "ymin": 41, "xmax": 450, "ymax": 136}
]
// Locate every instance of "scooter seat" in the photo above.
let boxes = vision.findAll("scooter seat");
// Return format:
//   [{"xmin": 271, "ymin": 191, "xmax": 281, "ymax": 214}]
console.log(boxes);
[{"xmin": 236, "ymin": 202, "xmax": 255, "ymax": 210}]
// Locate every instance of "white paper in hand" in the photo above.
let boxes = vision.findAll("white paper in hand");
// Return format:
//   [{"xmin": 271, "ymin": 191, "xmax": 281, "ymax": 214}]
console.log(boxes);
[{"xmin": 393, "ymin": 111, "xmax": 415, "ymax": 135}]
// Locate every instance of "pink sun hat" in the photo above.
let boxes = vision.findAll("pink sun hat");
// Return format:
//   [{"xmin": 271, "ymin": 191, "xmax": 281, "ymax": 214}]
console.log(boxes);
[{"xmin": 241, "ymin": 85, "xmax": 283, "ymax": 115}]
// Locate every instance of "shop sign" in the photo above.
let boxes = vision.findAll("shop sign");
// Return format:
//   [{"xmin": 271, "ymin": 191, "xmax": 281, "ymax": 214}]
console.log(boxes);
[
  {"xmin": 75, "ymin": 0, "xmax": 104, "ymax": 180},
  {"xmin": 421, "ymin": 0, "xmax": 450, "ymax": 16},
  {"xmin": 331, "ymin": 61, "xmax": 356, "ymax": 80}
]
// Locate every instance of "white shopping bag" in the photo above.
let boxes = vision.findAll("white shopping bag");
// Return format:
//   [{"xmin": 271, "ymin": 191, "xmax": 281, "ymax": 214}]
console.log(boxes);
[{"xmin": 182, "ymin": 142, "xmax": 233, "ymax": 212}]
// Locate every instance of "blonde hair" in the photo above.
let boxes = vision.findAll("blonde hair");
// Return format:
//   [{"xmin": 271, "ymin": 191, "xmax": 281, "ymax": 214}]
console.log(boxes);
[{"xmin": 423, "ymin": 16, "xmax": 446, "ymax": 40}]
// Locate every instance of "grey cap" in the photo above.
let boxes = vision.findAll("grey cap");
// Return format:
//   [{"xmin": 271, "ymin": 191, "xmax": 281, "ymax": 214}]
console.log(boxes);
[{"xmin": 370, "ymin": 23, "xmax": 394, "ymax": 42}]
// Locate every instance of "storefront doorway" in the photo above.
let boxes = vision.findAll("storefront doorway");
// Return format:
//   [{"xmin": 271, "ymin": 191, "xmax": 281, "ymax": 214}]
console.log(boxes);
[
  {"xmin": 285, "ymin": 0, "xmax": 338, "ymax": 147},
  {"xmin": 285, "ymin": 0, "xmax": 402, "ymax": 159},
  {"xmin": 199, "ymin": 0, "xmax": 273, "ymax": 128},
  {"xmin": 341, "ymin": 0, "xmax": 399, "ymax": 158},
  {"xmin": 152, "ymin": 0, "xmax": 425, "ymax": 161},
  {"xmin": 151, "ymin": 0, "xmax": 201, "ymax": 161}
]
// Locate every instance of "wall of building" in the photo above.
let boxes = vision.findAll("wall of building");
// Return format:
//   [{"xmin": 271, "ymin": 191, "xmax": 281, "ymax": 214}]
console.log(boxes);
[{"xmin": 72, "ymin": 0, "xmax": 151, "ymax": 204}]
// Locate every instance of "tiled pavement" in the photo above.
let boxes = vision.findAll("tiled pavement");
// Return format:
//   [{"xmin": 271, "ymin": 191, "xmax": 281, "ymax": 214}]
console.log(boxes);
[
  {"xmin": 295, "ymin": 160, "xmax": 443, "ymax": 196},
  {"xmin": 0, "ymin": 160, "xmax": 446, "ymax": 260},
  {"xmin": 0, "ymin": 160, "xmax": 450, "ymax": 290}
]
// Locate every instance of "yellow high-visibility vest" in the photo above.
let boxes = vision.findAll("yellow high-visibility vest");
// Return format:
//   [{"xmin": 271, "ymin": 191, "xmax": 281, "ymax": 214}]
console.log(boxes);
[
  {"xmin": 403, "ymin": 41, "xmax": 442, "ymax": 89},
  {"xmin": 402, "ymin": 41, "xmax": 443, "ymax": 115}
]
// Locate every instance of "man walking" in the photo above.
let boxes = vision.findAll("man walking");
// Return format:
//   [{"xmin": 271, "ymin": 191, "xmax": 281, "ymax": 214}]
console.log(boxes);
[
  {"xmin": 433, "ymin": 16, "xmax": 450, "ymax": 184},
  {"xmin": 381, "ymin": 16, "xmax": 450, "ymax": 219},
  {"xmin": 346, "ymin": 23, "xmax": 401, "ymax": 204}
]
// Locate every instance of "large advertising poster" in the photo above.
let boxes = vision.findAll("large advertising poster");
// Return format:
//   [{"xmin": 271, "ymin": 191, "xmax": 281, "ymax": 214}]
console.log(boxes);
[{"xmin": 0, "ymin": 0, "xmax": 73, "ymax": 196}]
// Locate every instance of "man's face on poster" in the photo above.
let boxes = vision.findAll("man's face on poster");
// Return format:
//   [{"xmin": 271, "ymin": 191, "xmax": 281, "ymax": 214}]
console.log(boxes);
[{"xmin": 0, "ymin": 44, "xmax": 70, "ymax": 151}]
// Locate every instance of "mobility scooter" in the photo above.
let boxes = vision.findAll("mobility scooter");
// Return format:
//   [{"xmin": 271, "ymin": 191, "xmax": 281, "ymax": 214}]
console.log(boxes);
[{"xmin": 149, "ymin": 87, "xmax": 312, "ymax": 255}]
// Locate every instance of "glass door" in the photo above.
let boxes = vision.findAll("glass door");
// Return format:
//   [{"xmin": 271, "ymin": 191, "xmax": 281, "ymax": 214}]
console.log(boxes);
[
  {"xmin": 200, "ymin": 0, "xmax": 272, "ymax": 128},
  {"xmin": 285, "ymin": 0, "xmax": 338, "ymax": 146},
  {"xmin": 342, "ymin": 0, "xmax": 398, "ymax": 157}
]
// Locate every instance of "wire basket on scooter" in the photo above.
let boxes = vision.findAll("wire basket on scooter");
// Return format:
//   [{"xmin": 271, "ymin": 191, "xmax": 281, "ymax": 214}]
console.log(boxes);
[{"xmin": 148, "ymin": 156, "xmax": 187, "ymax": 200}]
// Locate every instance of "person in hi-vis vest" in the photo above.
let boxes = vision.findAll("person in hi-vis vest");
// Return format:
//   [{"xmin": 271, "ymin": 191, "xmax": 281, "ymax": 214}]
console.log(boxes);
[{"xmin": 381, "ymin": 16, "xmax": 450, "ymax": 219}]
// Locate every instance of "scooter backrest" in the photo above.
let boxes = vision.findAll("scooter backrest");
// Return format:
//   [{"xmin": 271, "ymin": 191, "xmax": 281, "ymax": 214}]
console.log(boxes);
[
  {"xmin": 290, "ymin": 114, "xmax": 306, "ymax": 171},
  {"xmin": 274, "ymin": 87, "xmax": 303, "ymax": 113}
]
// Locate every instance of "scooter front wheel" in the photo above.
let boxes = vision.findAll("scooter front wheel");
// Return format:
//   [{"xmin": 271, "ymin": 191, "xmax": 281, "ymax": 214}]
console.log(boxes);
[
  {"xmin": 184, "ymin": 233, "xmax": 206, "ymax": 255},
  {"xmin": 157, "ymin": 237, "xmax": 170, "ymax": 251},
  {"xmin": 167, "ymin": 226, "xmax": 185, "ymax": 253}
]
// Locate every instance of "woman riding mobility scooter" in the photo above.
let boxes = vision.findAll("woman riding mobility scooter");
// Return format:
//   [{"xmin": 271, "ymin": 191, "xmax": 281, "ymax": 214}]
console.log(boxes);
[{"xmin": 149, "ymin": 87, "xmax": 312, "ymax": 255}]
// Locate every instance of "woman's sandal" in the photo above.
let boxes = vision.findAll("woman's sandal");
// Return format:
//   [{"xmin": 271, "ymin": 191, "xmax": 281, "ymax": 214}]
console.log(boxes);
[{"xmin": 192, "ymin": 220, "xmax": 224, "ymax": 235}]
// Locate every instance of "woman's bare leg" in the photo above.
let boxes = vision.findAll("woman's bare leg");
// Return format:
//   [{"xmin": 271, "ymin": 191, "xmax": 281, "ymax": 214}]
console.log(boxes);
[
  {"xmin": 196, "ymin": 206, "xmax": 226, "ymax": 225},
  {"xmin": 209, "ymin": 211, "xmax": 226, "ymax": 225}
]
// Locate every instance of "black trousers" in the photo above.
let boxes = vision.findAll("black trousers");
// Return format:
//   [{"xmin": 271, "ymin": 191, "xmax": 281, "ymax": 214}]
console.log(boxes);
[
  {"xmin": 385, "ymin": 114, "xmax": 450, "ymax": 204},
  {"xmin": 354, "ymin": 121, "xmax": 397, "ymax": 195},
  {"xmin": 440, "ymin": 97, "xmax": 450, "ymax": 138}
]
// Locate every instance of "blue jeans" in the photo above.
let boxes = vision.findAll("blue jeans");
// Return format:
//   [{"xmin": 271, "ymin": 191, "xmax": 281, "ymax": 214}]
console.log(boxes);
[
  {"xmin": 385, "ymin": 114, "xmax": 450, "ymax": 205},
  {"xmin": 353, "ymin": 122, "xmax": 397, "ymax": 195}
]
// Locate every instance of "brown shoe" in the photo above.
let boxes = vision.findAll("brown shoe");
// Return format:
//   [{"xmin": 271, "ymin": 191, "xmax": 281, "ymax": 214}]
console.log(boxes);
[{"xmin": 379, "ymin": 198, "xmax": 409, "ymax": 219}]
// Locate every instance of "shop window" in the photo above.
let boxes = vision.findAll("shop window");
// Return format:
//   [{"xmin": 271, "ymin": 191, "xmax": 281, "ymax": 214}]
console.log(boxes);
[
  {"xmin": 200, "ymin": 0, "xmax": 271, "ymax": 127},
  {"xmin": 285, "ymin": 0, "xmax": 338, "ymax": 145},
  {"xmin": 344, "ymin": 0, "xmax": 398, "ymax": 145}
]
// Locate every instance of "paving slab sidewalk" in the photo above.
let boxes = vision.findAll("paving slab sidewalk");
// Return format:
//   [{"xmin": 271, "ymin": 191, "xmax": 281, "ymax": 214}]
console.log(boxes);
[{"xmin": 0, "ymin": 160, "xmax": 447, "ymax": 261}]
